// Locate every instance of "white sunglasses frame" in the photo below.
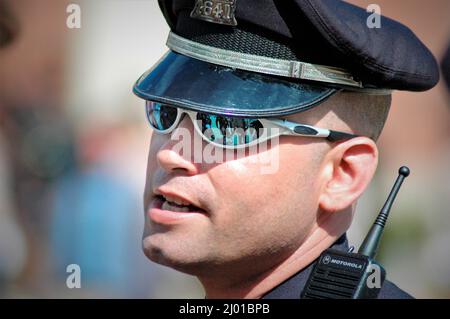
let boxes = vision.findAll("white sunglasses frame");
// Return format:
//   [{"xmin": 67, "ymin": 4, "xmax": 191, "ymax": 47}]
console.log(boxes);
[{"xmin": 145, "ymin": 101, "xmax": 358, "ymax": 149}]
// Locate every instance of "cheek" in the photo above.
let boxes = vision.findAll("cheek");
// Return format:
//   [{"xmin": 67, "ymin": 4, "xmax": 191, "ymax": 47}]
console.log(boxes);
[
  {"xmin": 203, "ymin": 151, "xmax": 317, "ymax": 258},
  {"xmin": 208, "ymin": 144, "xmax": 319, "ymax": 233},
  {"xmin": 212, "ymin": 143, "xmax": 318, "ymax": 201},
  {"xmin": 208, "ymin": 154, "xmax": 277, "ymax": 213}
]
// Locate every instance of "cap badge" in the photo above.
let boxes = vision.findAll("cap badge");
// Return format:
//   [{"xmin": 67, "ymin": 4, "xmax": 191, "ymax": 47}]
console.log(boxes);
[{"xmin": 190, "ymin": 0, "xmax": 238, "ymax": 26}]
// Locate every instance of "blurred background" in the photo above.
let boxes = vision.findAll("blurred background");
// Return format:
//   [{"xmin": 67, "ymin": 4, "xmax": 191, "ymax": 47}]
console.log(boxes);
[{"xmin": 0, "ymin": 0, "xmax": 448, "ymax": 298}]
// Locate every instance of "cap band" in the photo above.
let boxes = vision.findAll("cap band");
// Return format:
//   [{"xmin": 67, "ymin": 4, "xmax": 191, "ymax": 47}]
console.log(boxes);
[{"xmin": 167, "ymin": 31, "xmax": 363, "ymax": 88}]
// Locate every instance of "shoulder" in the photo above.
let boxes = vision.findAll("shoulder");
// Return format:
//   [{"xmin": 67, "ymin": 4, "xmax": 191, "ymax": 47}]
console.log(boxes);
[{"xmin": 378, "ymin": 280, "xmax": 414, "ymax": 299}]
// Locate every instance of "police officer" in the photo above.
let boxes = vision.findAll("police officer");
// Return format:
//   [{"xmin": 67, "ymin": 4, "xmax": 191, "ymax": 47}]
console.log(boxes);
[{"xmin": 134, "ymin": 0, "xmax": 439, "ymax": 299}]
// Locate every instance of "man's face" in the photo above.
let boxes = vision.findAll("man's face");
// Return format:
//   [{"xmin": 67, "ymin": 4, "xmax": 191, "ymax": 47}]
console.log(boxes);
[{"xmin": 142, "ymin": 110, "xmax": 329, "ymax": 277}]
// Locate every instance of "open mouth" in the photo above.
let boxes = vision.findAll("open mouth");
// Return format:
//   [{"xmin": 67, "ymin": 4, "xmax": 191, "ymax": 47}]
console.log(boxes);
[{"xmin": 155, "ymin": 194, "xmax": 205, "ymax": 213}]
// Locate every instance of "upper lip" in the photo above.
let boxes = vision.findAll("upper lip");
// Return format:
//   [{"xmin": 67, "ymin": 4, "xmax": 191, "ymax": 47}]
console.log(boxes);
[{"xmin": 153, "ymin": 188, "xmax": 207, "ymax": 212}]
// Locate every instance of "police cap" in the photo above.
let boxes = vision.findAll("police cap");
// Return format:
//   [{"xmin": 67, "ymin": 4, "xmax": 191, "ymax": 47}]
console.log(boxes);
[{"xmin": 133, "ymin": 0, "xmax": 439, "ymax": 117}]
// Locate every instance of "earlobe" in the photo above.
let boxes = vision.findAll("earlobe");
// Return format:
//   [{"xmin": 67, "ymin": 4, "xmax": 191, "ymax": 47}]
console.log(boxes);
[{"xmin": 319, "ymin": 137, "xmax": 378, "ymax": 213}]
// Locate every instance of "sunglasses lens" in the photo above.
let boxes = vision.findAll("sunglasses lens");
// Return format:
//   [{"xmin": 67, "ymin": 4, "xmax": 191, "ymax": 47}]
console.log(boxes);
[
  {"xmin": 196, "ymin": 113, "xmax": 263, "ymax": 146},
  {"xmin": 145, "ymin": 101, "xmax": 178, "ymax": 131}
]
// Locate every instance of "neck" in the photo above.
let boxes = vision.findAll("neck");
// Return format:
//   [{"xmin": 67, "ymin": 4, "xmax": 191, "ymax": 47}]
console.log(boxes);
[{"xmin": 200, "ymin": 215, "xmax": 349, "ymax": 299}]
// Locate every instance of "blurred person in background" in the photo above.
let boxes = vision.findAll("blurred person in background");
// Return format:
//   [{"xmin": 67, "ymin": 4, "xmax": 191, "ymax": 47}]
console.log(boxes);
[
  {"xmin": 0, "ymin": 0, "xmax": 27, "ymax": 294},
  {"xmin": 0, "ymin": 0, "xmax": 77, "ymax": 296},
  {"xmin": 48, "ymin": 122, "xmax": 162, "ymax": 297},
  {"xmin": 0, "ymin": 0, "xmax": 164, "ymax": 298},
  {"xmin": 0, "ymin": 0, "xmax": 16, "ymax": 47}
]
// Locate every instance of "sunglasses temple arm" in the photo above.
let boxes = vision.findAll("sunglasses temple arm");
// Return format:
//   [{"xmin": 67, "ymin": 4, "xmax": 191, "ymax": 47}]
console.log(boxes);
[
  {"xmin": 326, "ymin": 130, "xmax": 359, "ymax": 142},
  {"xmin": 265, "ymin": 119, "xmax": 358, "ymax": 142},
  {"xmin": 293, "ymin": 125, "xmax": 358, "ymax": 142}
]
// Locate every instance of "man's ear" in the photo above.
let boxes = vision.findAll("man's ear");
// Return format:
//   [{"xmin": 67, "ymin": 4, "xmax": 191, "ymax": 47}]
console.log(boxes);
[{"xmin": 318, "ymin": 137, "xmax": 378, "ymax": 213}]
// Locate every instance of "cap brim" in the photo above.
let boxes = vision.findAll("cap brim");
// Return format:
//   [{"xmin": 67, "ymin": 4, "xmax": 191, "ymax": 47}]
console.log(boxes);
[{"xmin": 133, "ymin": 51, "xmax": 337, "ymax": 118}]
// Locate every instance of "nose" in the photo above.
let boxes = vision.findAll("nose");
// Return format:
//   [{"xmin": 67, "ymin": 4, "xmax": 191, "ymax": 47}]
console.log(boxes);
[{"xmin": 155, "ymin": 115, "xmax": 200, "ymax": 175}]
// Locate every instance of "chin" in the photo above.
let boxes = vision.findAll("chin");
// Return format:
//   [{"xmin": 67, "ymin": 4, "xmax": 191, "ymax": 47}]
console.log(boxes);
[
  {"xmin": 142, "ymin": 233, "xmax": 172, "ymax": 264},
  {"xmin": 142, "ymin": 234, "xmax": 210, "ymax": 275}
]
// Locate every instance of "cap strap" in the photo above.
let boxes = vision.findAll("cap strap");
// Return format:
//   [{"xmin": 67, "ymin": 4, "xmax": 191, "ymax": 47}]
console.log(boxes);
[{"xmin": 166, "ymin": 31, "xmax": 363, "ymax": 88}]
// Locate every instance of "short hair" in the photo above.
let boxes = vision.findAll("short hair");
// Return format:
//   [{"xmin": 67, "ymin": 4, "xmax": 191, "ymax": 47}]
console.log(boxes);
[{"xmin": 306, "ymin": 91, "xmax": 392, "ymax": 142}]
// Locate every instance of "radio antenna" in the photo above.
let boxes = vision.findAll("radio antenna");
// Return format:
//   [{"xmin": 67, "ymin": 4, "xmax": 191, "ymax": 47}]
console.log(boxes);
[{"xmin": 358, "ymin": 166, "xmax": 410, "ymax": 259}]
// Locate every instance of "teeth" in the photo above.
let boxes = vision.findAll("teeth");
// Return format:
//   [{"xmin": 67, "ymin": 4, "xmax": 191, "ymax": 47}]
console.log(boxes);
[
  {"xmin": 162, "ymin": 194, "xmax": 191, "ymax": 206},
  {"xmin": 162, "ymin": 200, "xmax": 192, "ymax": 212},
  {"xmin": 156, "ymin": 193, "xmax": 203, "ymax": 213}
]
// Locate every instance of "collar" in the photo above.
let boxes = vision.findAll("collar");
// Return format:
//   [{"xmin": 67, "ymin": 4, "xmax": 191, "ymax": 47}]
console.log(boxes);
[{"xmin": 262, "ymin": 233, "xmax": 350, "ymax": 299}]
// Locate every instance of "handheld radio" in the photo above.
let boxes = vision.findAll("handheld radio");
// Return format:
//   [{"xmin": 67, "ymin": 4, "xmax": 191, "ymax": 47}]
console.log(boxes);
[{"xmin": 301, "ymin": 166, "xmax": 410, "ymax": 299}]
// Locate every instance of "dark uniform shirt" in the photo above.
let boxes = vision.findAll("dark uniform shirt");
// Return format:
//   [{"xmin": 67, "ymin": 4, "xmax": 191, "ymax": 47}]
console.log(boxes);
[{"xmin": 262, "ymin": 234, "xmax": 413, "ymax": 299}]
